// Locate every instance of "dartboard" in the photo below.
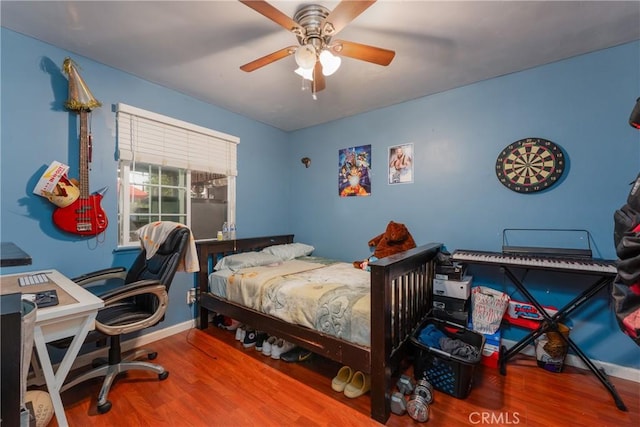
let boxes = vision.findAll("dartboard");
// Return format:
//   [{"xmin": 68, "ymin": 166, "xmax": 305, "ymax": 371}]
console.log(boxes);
[{"xmin": 495, "ymin": 138, "xmax": 565, "ymax": 193}]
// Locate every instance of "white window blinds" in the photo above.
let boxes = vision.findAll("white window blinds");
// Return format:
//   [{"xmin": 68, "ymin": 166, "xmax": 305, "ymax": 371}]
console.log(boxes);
[{"xmin": 116, "ymin": 103, "xmax": 239, "ymax": 175}]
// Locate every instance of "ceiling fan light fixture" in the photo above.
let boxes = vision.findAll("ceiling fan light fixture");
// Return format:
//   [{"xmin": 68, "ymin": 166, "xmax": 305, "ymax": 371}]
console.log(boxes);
[
  {"xmin": 239, "ymin": 1, "xmax": 394, "ymax": 95},
  {"xmin": 294, "ymin": 44, "xmax": 317, "ymax": 70},
  {"xmin": 294, "ymin": 66, "xmax": 314, "ymax": 81},
  {"xmin": 319, "ymin": 49, "xmax": 341, "ymax": 76}
]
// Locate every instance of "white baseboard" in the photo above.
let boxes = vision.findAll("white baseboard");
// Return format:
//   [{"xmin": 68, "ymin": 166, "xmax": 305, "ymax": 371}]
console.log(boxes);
[
  {"xmin": 70, "ymin": 319, "xmax": 196, "ymax": 371},
  {"xmin": 502, "ymin": 338, "xmax": 640, "ymax": 383}
]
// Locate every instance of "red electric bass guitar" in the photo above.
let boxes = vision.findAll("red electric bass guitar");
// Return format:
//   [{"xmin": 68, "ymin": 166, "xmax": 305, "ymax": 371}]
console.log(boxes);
[{"xmin": 52, "ymin": 110, "xmax": 108, "ymax": 236}]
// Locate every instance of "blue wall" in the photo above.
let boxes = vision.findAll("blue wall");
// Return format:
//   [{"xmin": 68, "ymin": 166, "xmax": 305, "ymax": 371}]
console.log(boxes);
[
  {"xmin": 289, "ymin": 42, "xmax": 640, "ymax": 261},
  {"xmin": 2, "ymin": 27, "xmax": 639, "ymax": 369},
  {"xmin": 287, "ymin": 41, "xmax": 640, "ymax": 369},
  {"xmin": 0, "ymin": 28, "xmax": 291, "ymax": 330}
]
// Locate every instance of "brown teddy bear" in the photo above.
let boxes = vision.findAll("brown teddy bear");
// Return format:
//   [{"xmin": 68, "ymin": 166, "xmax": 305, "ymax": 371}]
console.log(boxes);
[{"xmin": 353, "ymin": 221, "xmax": 417, "ymax": 269}]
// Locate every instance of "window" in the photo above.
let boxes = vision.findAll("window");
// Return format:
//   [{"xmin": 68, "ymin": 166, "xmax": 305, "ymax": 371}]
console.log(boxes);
[{"xmin": 116, "ymin": 104, "xmax": 238, "ymax": 246}]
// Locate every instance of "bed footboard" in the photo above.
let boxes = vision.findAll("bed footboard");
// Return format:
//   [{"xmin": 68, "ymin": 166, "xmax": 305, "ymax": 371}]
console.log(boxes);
[
  {"xmin": 195, "ymin": 236, "xmax": 441, "ymax": 424},
  {"xmin": 369, "ymin": 243, "xmax": 441, "ymax": 423}
]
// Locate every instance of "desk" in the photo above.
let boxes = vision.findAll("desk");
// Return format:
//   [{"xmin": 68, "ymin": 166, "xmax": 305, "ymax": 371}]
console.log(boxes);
[
  {"xmin": 1, "ymin": 242, "xmax": 32, "ymax": 267},
  {"xmin": 0, "ymin": 270, "xmax": 104, "ymax": 427}
]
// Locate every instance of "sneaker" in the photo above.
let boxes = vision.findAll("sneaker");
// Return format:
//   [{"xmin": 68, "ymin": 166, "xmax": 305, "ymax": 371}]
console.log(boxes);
[
  {"xmin": 271, "ymin": 339, "xmax": 296, "ymax": 360},
  {"xmin": 262, "ymin": 336, "xmax": 277, "ymax": 357},
  {"xmin": 280, "ymin": 346, "xmax": 313, "ymax": 363},
  {"xmin": 222, "ymin": 316, "xmax": 233, "ymax": 328},
  {"xmin": 234, "ymin": 325, "xmax": 246, "ymax": 342},
  {"xmin": 224, "ymin": 318, "xmax": 241, "ymax": 331},
  {"xmin": 212, "ymin": 314, "xmax": 226, "ymax": 328},
  {"xmin": 255, "ymin": 332, "xmax": 268, "ymax": 351},
  {"xmin": 243, "ymin": 329, "xmax": 257, "ymax": 348}
]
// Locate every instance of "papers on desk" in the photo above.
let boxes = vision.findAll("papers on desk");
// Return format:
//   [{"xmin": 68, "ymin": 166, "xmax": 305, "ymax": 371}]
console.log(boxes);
[
  {"xmin": 1, "ymin": 271, "xmax": 78, "ymax": 307},
  {"xmin": 22, "ymin": 290, "xmax": 59, "ymax": 307}
]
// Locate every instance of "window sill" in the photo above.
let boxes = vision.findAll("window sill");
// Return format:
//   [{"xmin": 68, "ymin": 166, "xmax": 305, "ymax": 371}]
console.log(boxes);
[{"xmin": 114, "ymin": 245, "xmax": 141, "ymax": 253}]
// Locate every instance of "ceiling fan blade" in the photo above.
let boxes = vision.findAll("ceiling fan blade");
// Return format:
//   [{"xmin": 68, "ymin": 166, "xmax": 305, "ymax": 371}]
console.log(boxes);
[
  {"xmin": 330, "ymin": 40, "xmax": 395, "ymax": 66},
  {"xmin": 312, "ymin": 61, "xmax": 326, "ymax": 93},
  {"xmin": 240, "ymin": 46, "xmax": 297, "ymax": 72},
  {"xmin": 322, "ymin": 0, "xmax": 376, "ymax": 36},
  {"xmin": 239, "ymin": 0, "xmax": 304, "ymax": 35}
]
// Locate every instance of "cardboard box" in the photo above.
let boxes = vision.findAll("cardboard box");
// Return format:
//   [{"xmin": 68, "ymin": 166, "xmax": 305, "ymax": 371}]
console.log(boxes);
[
  {"xmin": 433, "ymin": 295, "xmax": 469, "ymax": 312},
  {"xmin": 433, "ymin": 276, "xmax": 472, "ymax": 300},
  {"xmin": 506, "ymin": 300, "xmax": 558, "ymax": 321}
]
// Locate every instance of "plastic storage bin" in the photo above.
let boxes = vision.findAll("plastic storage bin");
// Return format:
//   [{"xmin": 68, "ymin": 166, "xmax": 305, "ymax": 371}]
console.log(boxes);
[{"xmin": 410, "ymin": 317, "xmax": 485, "ymax": 399}]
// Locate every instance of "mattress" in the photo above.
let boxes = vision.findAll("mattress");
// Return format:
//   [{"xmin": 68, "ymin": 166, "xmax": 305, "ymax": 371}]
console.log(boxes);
[{"xmin": 208, "ymin": 256, "xmax": 371, "ymax": 346}]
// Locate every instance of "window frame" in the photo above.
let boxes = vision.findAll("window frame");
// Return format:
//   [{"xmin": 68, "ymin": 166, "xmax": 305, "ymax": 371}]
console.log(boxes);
[{"xmin": 115, "ymin": 104, "xmax": 238, "ymax": 247}]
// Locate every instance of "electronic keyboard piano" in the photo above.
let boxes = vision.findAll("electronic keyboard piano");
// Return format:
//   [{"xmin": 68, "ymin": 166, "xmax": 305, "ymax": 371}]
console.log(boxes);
[
  {"xmin": 451, "ymin": 249, "xmax": 617, "ymax": 275},
  {"xmin": 452, "ymin": 247, "xmax": 626, "ymax": 411}
]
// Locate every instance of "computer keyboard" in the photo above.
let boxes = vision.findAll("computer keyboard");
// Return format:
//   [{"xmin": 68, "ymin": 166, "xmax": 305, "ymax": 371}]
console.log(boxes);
[{"xmin": 18, "ymin": 273, "xmax": 50, "ymax": 287}]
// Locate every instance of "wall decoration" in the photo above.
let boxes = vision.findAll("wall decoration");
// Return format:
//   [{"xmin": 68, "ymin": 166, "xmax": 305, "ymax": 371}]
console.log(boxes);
[
  {"xmin": 495, "ymin": 137, "xmax": 565, "ymax": 193},
  {"xmin": 388, "ymin": 143, "xmax": 414, "ymax": 184},
  {"xmin": 52, "ymin": 57, "xmax": 108, "ymax": 236},
  {"xmin": 339, "ymin": 145, "xmax": 371, "ymax": 197},
  {"xmin": 32, "ymin": 160, "xmax": 79, "ymax": 208}
]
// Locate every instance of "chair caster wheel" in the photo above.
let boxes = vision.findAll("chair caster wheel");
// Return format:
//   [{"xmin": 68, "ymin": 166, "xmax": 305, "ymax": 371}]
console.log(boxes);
[
  {"xmin": 148, "ymin": 352, "xmax": 158, "ymax": 360},
  {"xmin": 159, "ymin": 371, "xmax": 169, "ymax": 380},
  {"xmin": 97, "ymin": 401, "xmax": 112, "ymax": 414}
]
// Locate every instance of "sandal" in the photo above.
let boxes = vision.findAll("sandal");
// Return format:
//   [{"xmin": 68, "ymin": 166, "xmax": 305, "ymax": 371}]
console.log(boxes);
[
  {"xmin": 344, "ymin": 371, "xmax": 371, "ymax": 398},
  {"xmin": 331, "ymin": 366, "xmax": 354, "ymax": 392}
]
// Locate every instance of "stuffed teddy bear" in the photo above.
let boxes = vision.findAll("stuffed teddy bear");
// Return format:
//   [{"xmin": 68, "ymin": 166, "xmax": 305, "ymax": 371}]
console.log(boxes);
[{"xmin": 353, "ymin": 221, "xmax": 417, "ymax": 270}]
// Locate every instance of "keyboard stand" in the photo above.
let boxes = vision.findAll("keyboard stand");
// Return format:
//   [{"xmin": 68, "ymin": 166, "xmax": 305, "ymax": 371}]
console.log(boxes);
[{"xmin": 498, "ymin": 266, "xmax": 627, "ymax": 411}]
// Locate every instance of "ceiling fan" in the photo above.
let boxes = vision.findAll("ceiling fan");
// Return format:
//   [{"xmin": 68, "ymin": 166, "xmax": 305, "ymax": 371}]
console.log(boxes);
[{"xmin": 239, "ymin": 0, "xmax": 395, "ymax": 97}]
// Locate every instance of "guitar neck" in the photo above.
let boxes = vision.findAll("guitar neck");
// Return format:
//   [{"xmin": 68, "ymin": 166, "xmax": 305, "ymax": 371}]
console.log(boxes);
[{"xmin": 79, "ymin": 110, "xmax": 89, "ymax": 199}]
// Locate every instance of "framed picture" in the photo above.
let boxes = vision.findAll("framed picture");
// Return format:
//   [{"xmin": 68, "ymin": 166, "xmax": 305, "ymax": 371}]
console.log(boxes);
[
  {"xmin": 388, "ymin": 143, "xmax": 414, "ymax": 184},
  {"xmin": 338, "ymin": 144, "xmax": 371, "ymax": 197}
]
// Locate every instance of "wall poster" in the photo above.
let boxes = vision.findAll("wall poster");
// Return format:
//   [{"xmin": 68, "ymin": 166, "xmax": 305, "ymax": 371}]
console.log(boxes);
[
  {"xmin": 388, "ymin": 143, "xmax": 414, "ymax": 184},
  {"xmin": 338, "ymin": 144, "xmax": 371, "ymax": 197}
]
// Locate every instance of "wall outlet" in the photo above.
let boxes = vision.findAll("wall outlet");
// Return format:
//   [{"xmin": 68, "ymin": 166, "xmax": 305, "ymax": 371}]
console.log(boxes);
[{"xmin": 186, "ymin": 288, "xmax": 197, "ymax": 305}]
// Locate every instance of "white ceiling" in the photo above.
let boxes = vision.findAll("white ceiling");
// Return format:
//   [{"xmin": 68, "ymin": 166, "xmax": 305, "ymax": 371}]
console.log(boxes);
[{"xmin": 2, "ymin": 1, "xmax": 639, "ymax": 132}]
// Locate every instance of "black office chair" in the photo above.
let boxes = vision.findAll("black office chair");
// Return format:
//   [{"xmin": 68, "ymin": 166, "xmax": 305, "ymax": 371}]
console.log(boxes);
[{"xmin": 60, "ymin": 226, "xmax": 191, "ymax": 413}]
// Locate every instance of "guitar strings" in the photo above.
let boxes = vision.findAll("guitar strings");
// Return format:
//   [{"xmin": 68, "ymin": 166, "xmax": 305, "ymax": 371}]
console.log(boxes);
[
  {"xmin": 87, "ymin": 110, "xmax": 91, "ymax": 232},
  {"xmin": 82, "ymin": 110, "xmax": 88, "ymax": 230}
]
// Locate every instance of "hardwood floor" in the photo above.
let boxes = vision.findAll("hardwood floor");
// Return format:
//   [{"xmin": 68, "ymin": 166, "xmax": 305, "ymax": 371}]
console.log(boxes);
[{"xmin": 54, "ymin": 325, "xmax": 639, "ymax": 426}]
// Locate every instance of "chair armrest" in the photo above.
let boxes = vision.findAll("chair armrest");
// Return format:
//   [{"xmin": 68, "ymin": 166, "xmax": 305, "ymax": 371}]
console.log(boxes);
[
  {"xmin": 98, "ymin": 279, "xmax": 161, "ymax": 301},
  {"xmin": 72, "ymin": 267, "xmax": 127, "ymax": 286},
  {"xmin": 96, "ymin": 280, "xmax": 169, "ymax": 336}
]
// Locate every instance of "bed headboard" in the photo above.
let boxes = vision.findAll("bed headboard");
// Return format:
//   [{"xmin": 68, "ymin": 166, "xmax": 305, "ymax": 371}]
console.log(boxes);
[
  {"xmin": 195, "ymin": 234, "xmax": 294, "ymax": 327},
  {"xmin": 196, "ymin": 234, "xmax": 294, "ymax": 275}
]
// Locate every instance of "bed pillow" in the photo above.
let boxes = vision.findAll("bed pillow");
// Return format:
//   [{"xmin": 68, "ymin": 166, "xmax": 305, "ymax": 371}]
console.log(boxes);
[
  {"xmin": 214, "ymin": 252, "xmax": 282, "ymax": 271},
  {"xmin": 261, "ymin": 242, "xmax": 315, "ymax": 261}
]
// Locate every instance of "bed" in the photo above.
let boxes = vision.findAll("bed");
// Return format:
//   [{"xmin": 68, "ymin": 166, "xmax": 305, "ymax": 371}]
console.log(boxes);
[{"xmin": 196, "ymin": 235, "xmax": 441, "ymax": 423}]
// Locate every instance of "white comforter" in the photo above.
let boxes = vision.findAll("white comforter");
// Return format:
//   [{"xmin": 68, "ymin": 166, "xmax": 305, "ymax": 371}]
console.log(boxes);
[{"xmin": 209, "ymin": 258, "xmax": 372, "ymax": 346}]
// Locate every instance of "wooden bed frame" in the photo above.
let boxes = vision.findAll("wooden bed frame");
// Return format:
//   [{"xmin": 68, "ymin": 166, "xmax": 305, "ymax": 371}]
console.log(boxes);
[{"xmin": 196, "ymin": 235, "xmax": 441, "ymax": 424}]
